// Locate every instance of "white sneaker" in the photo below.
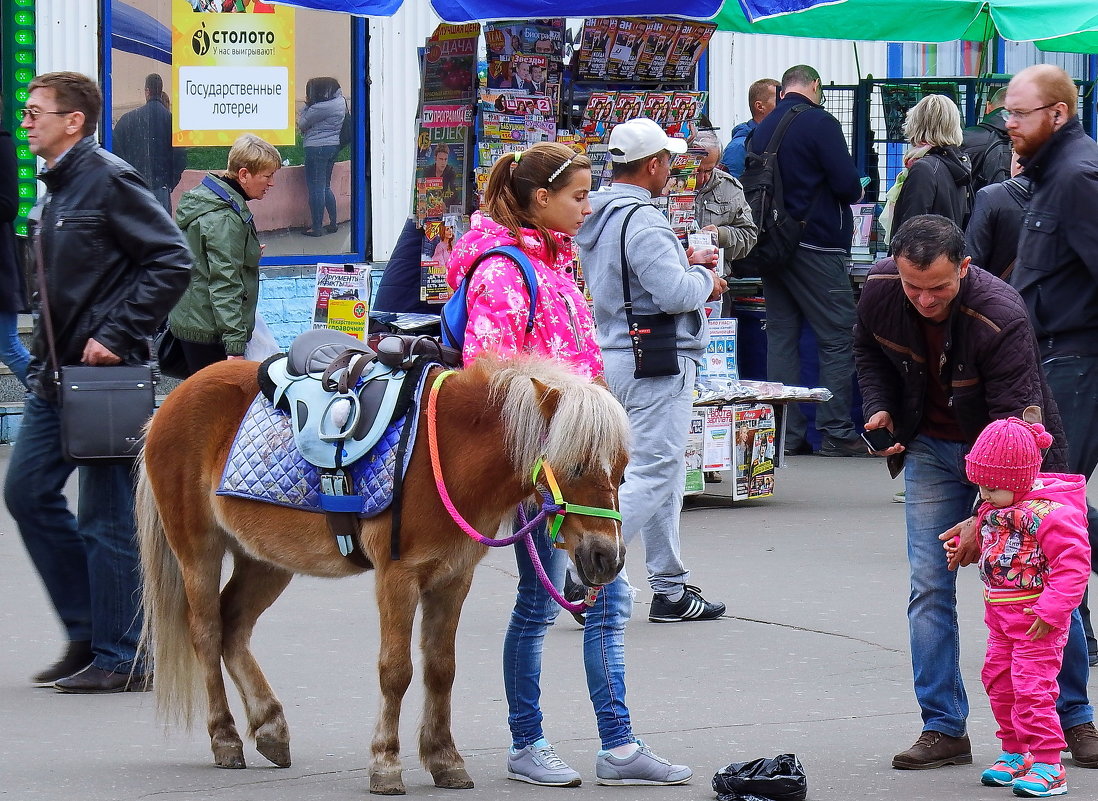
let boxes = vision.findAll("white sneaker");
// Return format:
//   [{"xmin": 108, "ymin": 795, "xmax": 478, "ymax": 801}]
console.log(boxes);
[
  {"xmin": 595, "ymin": 740, "xmax": 692, "ymax": 786},
  {"xmin": 507, "ymin": 740, "xmax": 581, "ymax": 787}
]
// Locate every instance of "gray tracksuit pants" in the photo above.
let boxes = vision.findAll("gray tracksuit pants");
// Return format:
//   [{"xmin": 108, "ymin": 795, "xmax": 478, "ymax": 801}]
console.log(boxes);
[{"xmin": 602, "ymin": 349, "xmax": 695, "ymax": 596}]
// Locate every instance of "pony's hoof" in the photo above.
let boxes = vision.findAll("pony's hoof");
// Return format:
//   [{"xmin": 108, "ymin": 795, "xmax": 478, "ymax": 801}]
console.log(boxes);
[
  {"xmin": 432, "ymin": 767, "xmax": 474, "ymax": 789},
  {"xmin": 213, "ymin": 745, "xmax": 246, "ymax": 769},
  {"xmin": 255, "ymin": 734, "xmax": 291, "ymax": 768},
  {"xmin": 370, "ymin": 770, "xmax": 406, "ymax": 795}
]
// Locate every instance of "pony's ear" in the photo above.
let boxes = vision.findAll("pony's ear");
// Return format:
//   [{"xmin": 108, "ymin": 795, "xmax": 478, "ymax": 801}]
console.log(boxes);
[{"xmin": 531, "ymin": 378, "xmax": 562, "ymax": 422}]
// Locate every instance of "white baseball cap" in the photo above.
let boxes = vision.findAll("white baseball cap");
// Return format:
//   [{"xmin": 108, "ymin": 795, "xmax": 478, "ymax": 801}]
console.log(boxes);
[{"xmin": 607, "ymin": 118, "xmax": 688, "ymax": 163}]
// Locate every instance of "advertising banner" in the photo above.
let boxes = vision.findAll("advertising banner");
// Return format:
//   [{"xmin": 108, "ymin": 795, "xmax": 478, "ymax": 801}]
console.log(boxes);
[{"xmin": 172, "ymin": 1, "xmax": 296, "ymax": 146}]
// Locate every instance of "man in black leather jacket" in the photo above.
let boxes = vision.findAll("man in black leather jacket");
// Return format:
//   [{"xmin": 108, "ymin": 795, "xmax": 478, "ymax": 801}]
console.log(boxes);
[{"xmin": 4, "ymin": 72, "xmax": 191, "ymax": 693}]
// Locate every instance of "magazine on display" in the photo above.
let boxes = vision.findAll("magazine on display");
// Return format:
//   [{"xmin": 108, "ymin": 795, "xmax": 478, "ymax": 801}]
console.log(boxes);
[
  {"xmin": 419, "ymin": 214, "xmax": 468, "ymax": 304},
  {"xmin": 414, "ymin": 104, "xmax": 471, "ymax": 222},
  {"xmin": 421, "ymin": 23, "xmax": 480, "ymax": 105},
  {"xmin": 733, "ymin": 404, "xmax": 776, "ymax": 500},
  {"xmin": 578, "ymin": 18, "xmax": 616, "ymax": 80},
  {"xmin": 636, "ymin": 19, "xmax": 682, "ymax": 80},
  {"xmin": 312, "ymin": 263, "xmax": 371, "ymax": 339},
  {"xmin": 669, "ymin": 22, "xmax": 716, "ymax": 82},
  {"xmin": 606, "ymin": 18, "xmax": 647, "ymax": 81}
]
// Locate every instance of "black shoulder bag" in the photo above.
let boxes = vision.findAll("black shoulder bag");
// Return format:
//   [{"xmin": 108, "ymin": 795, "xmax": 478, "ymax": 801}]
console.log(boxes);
[
  {"xmin": 34, "ymin": 229, "xmax": 154, "ymax": 465},
  {"xmin": 619, "ymin": 204, "xmax": 681, "ymax": 379}
]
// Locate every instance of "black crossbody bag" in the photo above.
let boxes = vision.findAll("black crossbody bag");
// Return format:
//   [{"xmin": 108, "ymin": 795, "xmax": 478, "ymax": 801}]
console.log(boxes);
[
  {"xmin": 619, "ymin": 204, "xmax": 681, "ymax": 378},
  {"xmin": 34, "ymin": 230, "xmax": 154, "ymax": 465}
]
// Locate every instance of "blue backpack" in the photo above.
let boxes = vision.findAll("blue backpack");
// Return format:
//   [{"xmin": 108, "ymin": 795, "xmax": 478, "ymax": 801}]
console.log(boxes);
[{"xmin": 440, "ymin": 245, "xmax": 539, "ymax": 351}]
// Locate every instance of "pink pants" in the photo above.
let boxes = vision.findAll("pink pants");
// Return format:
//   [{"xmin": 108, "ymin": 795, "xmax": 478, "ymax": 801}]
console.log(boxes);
[{"xmin": 982, "ymin": 600, "xmax": 1069, "ymax": 764}]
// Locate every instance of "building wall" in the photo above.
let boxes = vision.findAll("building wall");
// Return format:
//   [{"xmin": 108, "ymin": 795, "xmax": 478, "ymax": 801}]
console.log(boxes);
[{"xmin": 706, "ymin": 32, "xmax": 890, "ymax": 147}]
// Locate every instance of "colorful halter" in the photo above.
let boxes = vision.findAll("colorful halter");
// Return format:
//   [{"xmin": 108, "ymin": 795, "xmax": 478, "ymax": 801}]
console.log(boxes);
[{"xmin": 425, "ymin": 369, "xmax": 622, "ymax": 613}]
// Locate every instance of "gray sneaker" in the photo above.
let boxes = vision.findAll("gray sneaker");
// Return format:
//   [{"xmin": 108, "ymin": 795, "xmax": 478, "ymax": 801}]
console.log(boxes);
[
  {"xmin": 595, "ymin": 740, "xmax": 692, "ymax": 786},
  {"xmin": 507, "ymin": 741, "xmax": 582, "ymax": 787}
]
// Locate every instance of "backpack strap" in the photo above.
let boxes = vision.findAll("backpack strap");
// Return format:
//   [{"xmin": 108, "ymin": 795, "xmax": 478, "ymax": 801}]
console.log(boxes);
[
  {"xmin": 464, "ymin": 245, "xmax": 540, "ymax": 333},
  {"xmin": 762, "ymin": 103, "xmax": 810, "ymax": 156}
]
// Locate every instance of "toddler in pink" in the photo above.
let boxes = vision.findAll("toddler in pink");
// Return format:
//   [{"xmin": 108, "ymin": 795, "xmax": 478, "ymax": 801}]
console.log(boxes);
[{"xmin": 960, "ymin": 417, "xmax": 1090, "ymax": 797}]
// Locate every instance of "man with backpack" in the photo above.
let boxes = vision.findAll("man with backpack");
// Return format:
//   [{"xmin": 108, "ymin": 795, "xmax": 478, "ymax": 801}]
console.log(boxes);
[
  {"xmin": 744, "ymin": 65, "xmax": 866, "ymax": 458},
  {"xmin": 961, "ymin": 86, "xmax": 1012, "ymax": 195}
]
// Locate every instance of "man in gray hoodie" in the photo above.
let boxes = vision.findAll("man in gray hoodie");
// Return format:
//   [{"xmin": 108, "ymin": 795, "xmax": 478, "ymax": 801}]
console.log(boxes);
[{"xmin": 575, "ymin": 118, "xmax": 727, "ymax": 623}]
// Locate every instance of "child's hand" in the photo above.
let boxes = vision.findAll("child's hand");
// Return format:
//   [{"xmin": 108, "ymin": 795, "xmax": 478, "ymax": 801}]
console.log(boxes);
[
  {"xmin": 1023, "ymin": 607, "xmax": 1053, "ymax": 640},
  {"xmin": 940, "ymin": 517, "xmax": 978, "ymax": 571}
]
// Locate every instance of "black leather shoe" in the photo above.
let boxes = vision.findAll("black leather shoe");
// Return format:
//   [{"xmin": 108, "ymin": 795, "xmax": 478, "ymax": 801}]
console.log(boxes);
[
  {"xmin": 32, "ymin": 640, "xmax": 93, "ymax": 687},
  {"xmin": 818, "ymin": 436, "xmax": 872, "ymax": 458},
  {"xmin": 783, "ymin": 442, "xmax": 813, "ymax": 456},
  {"xmin": 54, "ymin": 665, "xmax": 152, "ymax": 694}
]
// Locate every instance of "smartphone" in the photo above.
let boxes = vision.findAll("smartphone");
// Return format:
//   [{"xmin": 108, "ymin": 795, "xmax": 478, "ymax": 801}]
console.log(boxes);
[{"xmin": 861, "ymin": 428, "xmax": 897, "ymax": 452}]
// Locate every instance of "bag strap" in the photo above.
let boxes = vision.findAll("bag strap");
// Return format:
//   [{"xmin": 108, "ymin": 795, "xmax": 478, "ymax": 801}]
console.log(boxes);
[
  {"xmin": 201, "ymin": 175, "xmax": 255, "ymax": 230},
  {"xmin": 32, "ymin": 225, "xmax": 62, "ymax": 387},
  {"xmin": 465, "ymin": 245, "xmax": 539, "ymax": 333},
  {"xmin": 616, "ymin": 203, "xmax": 650, "ymax": 322}
]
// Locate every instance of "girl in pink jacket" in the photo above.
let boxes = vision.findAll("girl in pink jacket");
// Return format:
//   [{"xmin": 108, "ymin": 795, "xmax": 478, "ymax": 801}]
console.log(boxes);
[
  {"xmin": 960, "ymin": 417, "xmax": 1090, "ymax": 797},
  {"xmin": 447, "ymin": 142, "xmax": 692, "ymax": 788}
]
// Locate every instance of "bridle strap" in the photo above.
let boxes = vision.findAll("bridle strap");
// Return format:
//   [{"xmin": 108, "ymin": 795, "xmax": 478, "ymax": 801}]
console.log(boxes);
[{"xmin": 426, "ymin": 369, "xmax": 617, "ymax": 614}]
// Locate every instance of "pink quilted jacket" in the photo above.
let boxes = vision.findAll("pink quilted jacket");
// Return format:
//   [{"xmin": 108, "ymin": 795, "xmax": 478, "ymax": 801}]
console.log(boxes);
[{"xmin": 447, "ymin": 212, "xmax": 603, "ymax": 380}]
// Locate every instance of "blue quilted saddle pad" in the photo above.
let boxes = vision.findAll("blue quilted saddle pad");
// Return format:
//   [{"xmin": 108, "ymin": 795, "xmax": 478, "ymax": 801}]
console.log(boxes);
[{"xmin": 217, "ymin": 393, "xmax": 416, "ymax": 517}]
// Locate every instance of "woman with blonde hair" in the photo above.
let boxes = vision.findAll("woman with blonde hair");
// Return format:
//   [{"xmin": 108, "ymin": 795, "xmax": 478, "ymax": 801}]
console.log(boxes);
[
  {"xmin": 882, "ymin": 94, "xmax": 972, "ymax": 243},
  {"xmin": 447, "ymin": 141, "xmax": 692, "ymax": 788}
]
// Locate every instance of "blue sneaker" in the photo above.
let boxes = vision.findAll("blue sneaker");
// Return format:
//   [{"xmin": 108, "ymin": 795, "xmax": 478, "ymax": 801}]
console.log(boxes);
[
  {"xmin": 982, "ymin": 752, "xmax": 1034, "ymax": 786},
  {"xmin": 1012, "ymin": 762, "xmax": 1067, "ymax": 797}
]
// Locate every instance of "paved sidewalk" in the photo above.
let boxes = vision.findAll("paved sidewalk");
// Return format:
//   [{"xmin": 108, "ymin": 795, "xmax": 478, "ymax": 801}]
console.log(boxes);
[{"xmin": 1, "ymin": 448, "xmax": 1095, "ymax": 800}]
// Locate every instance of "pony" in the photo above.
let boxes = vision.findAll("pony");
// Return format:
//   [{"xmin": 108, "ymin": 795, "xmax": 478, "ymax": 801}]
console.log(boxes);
[{"xmin": 135, "ymin": 355, "xmax": 629, "ymax": 795}]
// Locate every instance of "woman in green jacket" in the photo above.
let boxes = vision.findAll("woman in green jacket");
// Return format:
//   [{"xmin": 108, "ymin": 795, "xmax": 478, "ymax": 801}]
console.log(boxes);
[{"xmin": 170, "ymin": 133, "xmax": 280, "ymax": 375}]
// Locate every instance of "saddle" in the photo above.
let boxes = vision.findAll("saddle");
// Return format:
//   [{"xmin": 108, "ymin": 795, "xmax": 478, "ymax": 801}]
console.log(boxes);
[{"xmin": 257, "ymin": 329, "xmax": 460, "ymax": 566}]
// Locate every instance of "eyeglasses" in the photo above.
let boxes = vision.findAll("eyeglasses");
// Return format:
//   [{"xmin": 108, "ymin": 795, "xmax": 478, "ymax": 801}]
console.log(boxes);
[
  {"xmin": 1003, "ymin": 103, "xmax": 1056, "ymax": 121},
  {"xmin": 19, "ymin": 108, "xmax": 74, "ymax": 121}
]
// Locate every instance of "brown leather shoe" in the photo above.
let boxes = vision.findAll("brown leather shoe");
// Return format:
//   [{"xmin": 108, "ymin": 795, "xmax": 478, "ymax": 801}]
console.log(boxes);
[
  {"xmin": 54, "ymin": 665, "xmax": 152, "ymax": 694},
  {"xmin": 1065, "ymin": 722, "xmax": 1098, "ymax": 768},
  {"xmin": 892, "ymin": 731, "xmax": 972, "ymax": 770}
]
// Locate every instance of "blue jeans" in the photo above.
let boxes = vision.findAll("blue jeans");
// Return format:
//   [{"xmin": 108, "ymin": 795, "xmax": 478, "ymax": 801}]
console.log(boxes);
[
  {"xmin": 304, "ymin": 144, "xmax": 339, "ymax": 232},
  {"xmin": 0, "ymin": 311, "xmax": 30, "ymax": 388},
  {"xmin": 904, "ymin": 435, "xmax": 1092, "ymax": 737},
  {"xmin": 3, "ymin": 394, "xmax": 143, "ymax": 672},
  {"xmin": 503, "ymin": 520, "xmax": 634, "ymax": 750}
]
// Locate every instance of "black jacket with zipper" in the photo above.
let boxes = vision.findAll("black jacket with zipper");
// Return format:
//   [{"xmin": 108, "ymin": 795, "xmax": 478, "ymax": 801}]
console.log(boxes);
[
  {"xmin": 28, "ymin": 136, "xmax": 192, "ymax": 401},
  {"xmin": 1012, "ymin": 117, "xmax": 1098, "ymax": 357}
]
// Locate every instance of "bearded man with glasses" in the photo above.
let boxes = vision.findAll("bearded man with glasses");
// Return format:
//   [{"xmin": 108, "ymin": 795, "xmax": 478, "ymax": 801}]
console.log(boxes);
[{"xmin": 1000, "ymin": 62, "xmax": 1098, "ymax": 769}]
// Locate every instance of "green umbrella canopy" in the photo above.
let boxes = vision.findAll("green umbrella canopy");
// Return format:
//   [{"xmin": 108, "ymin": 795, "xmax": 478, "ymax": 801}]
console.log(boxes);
[{"xmin": 712, "ymin": 0, "xmax": 1098, "ymax": 53}]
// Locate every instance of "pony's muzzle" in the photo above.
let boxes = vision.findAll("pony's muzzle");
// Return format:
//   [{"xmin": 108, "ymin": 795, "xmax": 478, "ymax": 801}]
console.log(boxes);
[{"xmin": 573, "ymin": 537, "xmax": 625, "ymax": 587}]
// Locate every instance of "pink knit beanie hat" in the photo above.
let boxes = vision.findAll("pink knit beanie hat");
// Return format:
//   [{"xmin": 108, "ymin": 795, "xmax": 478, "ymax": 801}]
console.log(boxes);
[{"xmin": 965, "ymin": 417, "xmax": 1055, "ymax": 492}]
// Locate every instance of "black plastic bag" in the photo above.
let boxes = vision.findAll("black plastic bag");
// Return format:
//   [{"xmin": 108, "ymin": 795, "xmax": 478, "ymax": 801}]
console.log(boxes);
[{"xmin": 712, "ymin": 754, "xmax": 807, "ymax": 801}]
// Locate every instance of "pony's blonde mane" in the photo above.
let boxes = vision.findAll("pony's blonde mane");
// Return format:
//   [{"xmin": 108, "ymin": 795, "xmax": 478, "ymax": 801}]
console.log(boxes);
[{"xmin": 486, "ymin": 356, "xmax": 630, "ymax": 476}]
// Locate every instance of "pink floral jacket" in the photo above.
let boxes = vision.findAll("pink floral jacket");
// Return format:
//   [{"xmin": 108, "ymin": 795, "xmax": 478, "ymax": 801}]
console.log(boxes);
[{"xmin": 446, "ymin": 212, "xmax": 603, "ymax": 380}]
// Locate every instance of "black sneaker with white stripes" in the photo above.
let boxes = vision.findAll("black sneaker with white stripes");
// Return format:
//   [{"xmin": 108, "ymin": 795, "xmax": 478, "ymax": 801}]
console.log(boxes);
[{"xmin": 648, "ymin": 585, "xmax": 726, "ymax": 622}]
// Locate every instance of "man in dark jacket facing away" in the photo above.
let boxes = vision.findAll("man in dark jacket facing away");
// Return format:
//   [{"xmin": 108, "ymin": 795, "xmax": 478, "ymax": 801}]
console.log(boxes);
[
  {"xmin": 854, "ymin": 214, "xmax": 1097, "ymax": 770},
  {"xmin": 1009, "ymin": 63, "xmax": 1098, "ymax": 700},
  {"xmin": 111, "ymin": 73, "xmax": 186, "ymax": 215},
  {"xmin": 748, "ymin": 64, "xmax": 865, "ymax": 457},
  {"xmin": 961, "ymin": 86, "xmax": 1012, "ymax": 194},
  {"xmin": 5, "ymin": 72, "xmax": 191, "ymax": 693}
]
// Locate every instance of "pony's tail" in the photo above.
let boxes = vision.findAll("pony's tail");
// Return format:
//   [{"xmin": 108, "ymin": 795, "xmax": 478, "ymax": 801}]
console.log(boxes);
[{"xmin": 136, "ymin": 453, "xmax": 202, "ymax": 729}]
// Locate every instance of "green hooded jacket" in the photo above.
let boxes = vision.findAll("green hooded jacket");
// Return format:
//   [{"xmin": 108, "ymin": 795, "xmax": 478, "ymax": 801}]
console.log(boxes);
[{"xmin": 169, "ymin": 174, "xmax": 260, "ymax": 354}]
